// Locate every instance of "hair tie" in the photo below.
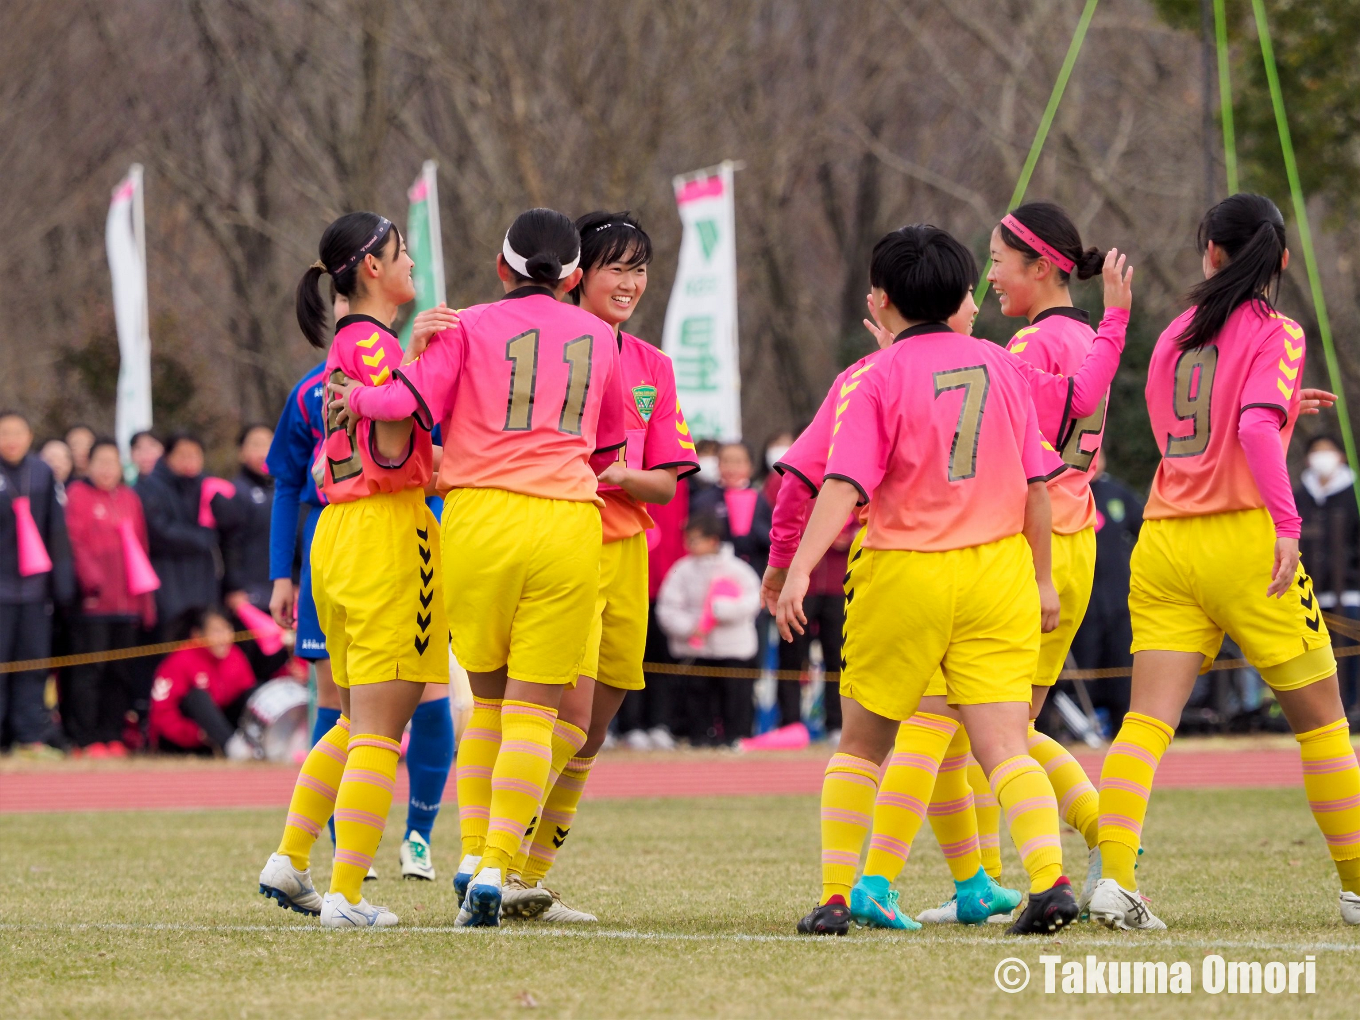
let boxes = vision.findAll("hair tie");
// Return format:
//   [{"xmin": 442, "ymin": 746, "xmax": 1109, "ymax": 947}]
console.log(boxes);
[
  {"xmin": 592, "ymin": 222, "xmax": 636, "ymax": 234},
  {"xmin": 311, "ymin": 260, "xmax": 328, "ymax": 272},
  {"xmin": 329, "ymin": 216, "xmax": 393, "ymax": 278},
  {"xmin": 1000, "ymin": 213, "xmax": 1076, "ymax": 274},
  {"xmin": 503, "ymin": 233, "xmax": 580, "ymax": 280}
]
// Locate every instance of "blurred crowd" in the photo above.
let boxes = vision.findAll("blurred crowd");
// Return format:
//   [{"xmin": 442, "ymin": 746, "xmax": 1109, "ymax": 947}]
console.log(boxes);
[{"xmin": 2, "ymin": 417, "xmax": 1357, "ymax": 760}]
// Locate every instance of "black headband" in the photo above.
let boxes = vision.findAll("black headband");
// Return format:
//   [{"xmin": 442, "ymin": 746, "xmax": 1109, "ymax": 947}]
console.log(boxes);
[
  {"xmin": 327, "ymin": 216, "xmax": 393, "ymax": 277},
  {"xmin": 592, "ymin": 221, "xmax": 637, "ymax": 234}
]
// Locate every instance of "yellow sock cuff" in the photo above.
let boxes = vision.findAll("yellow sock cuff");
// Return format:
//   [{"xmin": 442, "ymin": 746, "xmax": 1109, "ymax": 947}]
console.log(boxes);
[
  {"xmin": 347, "ymin": 733, "xmax": 402, "ymax": 754},
  {"xmin": 553, "ymin": 719, "xmax": 589, "ymax": 759},
  {"xmin": 1123, "ymin": 711, "xmax": 1175, "ymax": 750},
  {"xmin": 943, "ymin": 724, "xmax": 971, "ymax": 757},
  {"xmin": 566, "ymin": 754, "xmax": 597, "ymax": 773},
  {"xmin": 987, "ymin": 754, "xmax": 1042, "ymax": 794},
  {"xmin": 826, "ymin": 752, "xmax": 881, "ymax": 784},
  {"xmin": 1295, "ymin": 718, "xmax": 1350, "ymax": 745}
]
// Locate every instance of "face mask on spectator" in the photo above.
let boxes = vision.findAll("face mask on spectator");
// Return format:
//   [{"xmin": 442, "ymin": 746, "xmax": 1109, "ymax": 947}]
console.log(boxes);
[
  {"xmin": 1309, "ymin": 449, "xmax": 1343, "ymax": 479},
  {"xmin": 697, "ymin": 455, "xmax": 720, "ymax": 484},
  {"xmin": 765, "ymin": 445, "xmax": 789, "ymax": 469}
]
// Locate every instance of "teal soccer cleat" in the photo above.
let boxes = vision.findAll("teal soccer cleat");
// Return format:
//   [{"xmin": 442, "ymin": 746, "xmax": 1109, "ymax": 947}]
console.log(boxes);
[{"xmin": 850, "ymin": 875, "xmax": 920, "ymax": 931}]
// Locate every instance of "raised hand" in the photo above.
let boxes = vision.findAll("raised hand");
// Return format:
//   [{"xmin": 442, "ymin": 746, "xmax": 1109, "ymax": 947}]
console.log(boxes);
[{"xmin": 1102, "ymin": 248, "xmax": 1134, "ymax": 311}]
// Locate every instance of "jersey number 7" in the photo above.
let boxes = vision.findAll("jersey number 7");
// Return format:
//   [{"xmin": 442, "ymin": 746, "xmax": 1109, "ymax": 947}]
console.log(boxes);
[
  {"xmin": 503, "ymin": 330, "xmax": 595, "ymax": 435},
  {"xmin": 934, "ymin": 365, "xmax": 990, "ymax": 481}
]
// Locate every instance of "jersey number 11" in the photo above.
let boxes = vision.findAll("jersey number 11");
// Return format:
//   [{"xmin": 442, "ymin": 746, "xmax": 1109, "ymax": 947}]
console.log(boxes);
[{"xmin": 503, "ymin": 330, "xmax": 594, "ymax": 436}]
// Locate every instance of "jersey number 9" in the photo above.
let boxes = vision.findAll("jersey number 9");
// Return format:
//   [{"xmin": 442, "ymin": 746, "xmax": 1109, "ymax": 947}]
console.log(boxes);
[
  {"xmin": 1167, "ymin": 345, "xmax": 1219, "ymax": 458},
  {"xmin": 503, "ymin": 330, "xmax": 595, "ymax": 435}
]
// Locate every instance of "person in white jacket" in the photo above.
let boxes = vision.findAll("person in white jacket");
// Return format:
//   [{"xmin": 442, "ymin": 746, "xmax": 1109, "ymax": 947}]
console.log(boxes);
[{"xmin": 656, "ymin": 514, "xmax": 762, "ymax": 746}]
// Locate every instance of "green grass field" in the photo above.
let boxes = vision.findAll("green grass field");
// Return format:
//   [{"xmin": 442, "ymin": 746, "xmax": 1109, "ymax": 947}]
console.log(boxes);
[{"xmin": 2, "ymin": 788, "xmax": 1357, "ymax": 1019}]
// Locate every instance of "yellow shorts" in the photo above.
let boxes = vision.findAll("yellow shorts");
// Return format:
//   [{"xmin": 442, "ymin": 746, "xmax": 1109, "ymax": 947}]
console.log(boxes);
[
  {"xmin": 442, "ymin": 487, "xmax": 601, "ymax": 686},
  {"xmin": 310, "ymin": 488, "xmax": 448, "ymax": 689},
  {"xmin": 1129, "ymin": 507, "xmax": 1336, "ymax": 690},
  {"xmin": 841, "ymin": 532, "xmax": 1040, "ymax": 719},
  {"xmin": 580, "ymin": 532, "xmax": 649, "ymax": 690}
]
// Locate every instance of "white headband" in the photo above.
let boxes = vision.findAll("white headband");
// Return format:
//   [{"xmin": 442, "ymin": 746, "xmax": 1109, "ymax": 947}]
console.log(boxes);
[{"xmin": 503, "ymin": 234, "xmax": 580, "ymax": 280}]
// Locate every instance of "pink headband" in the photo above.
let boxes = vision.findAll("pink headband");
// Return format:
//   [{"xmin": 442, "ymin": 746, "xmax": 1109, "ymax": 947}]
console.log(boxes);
[{"xmin": 1001, "ymin": 214, "xmax": 1075, "ymax": 274}]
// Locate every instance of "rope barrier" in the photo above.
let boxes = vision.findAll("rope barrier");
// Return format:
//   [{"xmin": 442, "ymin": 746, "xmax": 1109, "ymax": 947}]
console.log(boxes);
[
  {"xmin": 972, "ymin": 0, "xmax": 1100, "ymax": 306},
  {"xmin": 4, "ymin": 611, "xmax": 1356, "ymax": 683}
]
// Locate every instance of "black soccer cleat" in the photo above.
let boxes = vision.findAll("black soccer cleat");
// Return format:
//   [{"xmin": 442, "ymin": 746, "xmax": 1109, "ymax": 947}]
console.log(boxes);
[
  {"xmin": 1008, "ymin": 876, "xmax": 1080, "ymax": 935},
  {"xmin": 797, "ymin": 897, "xmax": 851, "ymax": 936}
]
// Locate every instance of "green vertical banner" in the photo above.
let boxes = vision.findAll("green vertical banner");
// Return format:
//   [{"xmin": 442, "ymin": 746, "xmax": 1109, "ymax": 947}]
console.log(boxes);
[{"xmin": 399, "ymin": 160, "xmax": 446, "ymax": 349}]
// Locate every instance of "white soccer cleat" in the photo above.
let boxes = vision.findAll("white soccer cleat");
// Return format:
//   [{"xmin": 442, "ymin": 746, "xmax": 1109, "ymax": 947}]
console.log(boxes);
[
  {"xmin": 258, "ymin": 852, "xmax": 323, "ymax": 916},
  {"xmin": 647, "ymin": 725, "xmax": 677, "ymax": 751},
  {"xmin": 453, "ymin": 854, "xmax": 481, "ymax": 902},
  {"xmin": 399, "ymin": 831, "xmax": 436, "ymax": 881},
  {"xmin": 1341, "ymin": 890, "xmax": 1360, "ymax": 925},
  {"xmin": 365, "ymin": 866, "xmax": 379, "ymax": 881},
  {"xmin": 500, "ymin": 874, "xmax": 553, "ymax": 919},
  {"xmin": 1087, "ymin": 877, "xmax": 1166, "ymax": 931},
  {"xmin": 453, "ymin": 867, "xmax": 503, "ymax": 927},
  {"xmin": 623, "ymin": 729, "xmax": 654, "ymax": 751},
  {"xmin": 320, "ymin": 891, "xmax": 398, "ymax": 928},
  {"xmin": 537, "ymin": 884, "xmax": 598, "ymax": 924},
  {"xmin": 915, "ymin": 897, "xmax": 959, "ymax": 924},
  {"xmin": 1078, "ymin": 845, "xmax": 1102, "ymax": 916}
]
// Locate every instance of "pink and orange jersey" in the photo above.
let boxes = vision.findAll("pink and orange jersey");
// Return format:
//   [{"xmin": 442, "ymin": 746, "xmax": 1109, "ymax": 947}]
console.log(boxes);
[
  {"xmin": 395, "ymin": 289, "xmax": 627, "ymax": 503},
  {"xmin": 597, "ymin": 332, "xmax": 699, "ymax": 543},
  {"xmin": 319, "ymin": 315, "xmax": 432, "ymax": 504},
  {"xmin": 1144, "ymin": 303, "xmax": 1304, "ymax": 520},
  {"xmin": 1005, "ymin": 307, "xmax": 1125, "ymax": 534},
  {"xmin": 825, "ymin": 323, "xmax": 1059, "ymax": 553}
]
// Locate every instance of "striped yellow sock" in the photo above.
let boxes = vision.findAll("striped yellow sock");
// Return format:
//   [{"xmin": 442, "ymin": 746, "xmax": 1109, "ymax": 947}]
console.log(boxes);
[
  {"xmin": 277, "ymin": 715, "xmax": 349, "ymax": 871},
  {"xmin": 523, "ymin": 753, "xmax": 597, "ymax": 884},
  {"xmin": 1098, "ymin": 711, "xmax": 1174, "ymax": 890},
  {"xmin": 968, "ymin": 757, "xmax": 1002, "ymax": 879},
  {"xmin": 456, "ymin": 697, "xmax": 501, "ymax": 858},
  {"xmin": 511, "ymin": 718, "xmax": 588, "ymax": 878},
  {"xmin": 329, "ymin": 733, "xmax": 401, "ymax": 904},
  {"xmin": 482, "ymin": 701, "xmax": 557, "ymax": 874},
  {"xmin": 820, "ymin": 752, "xmax": 879, "ymax": 904},
  {"xmin": 1027, "ymin": 723, "xmax": 1099, "ymax": 848},
  {"xmin": 928, "ymin": 725, "xmax": 982, "ymax": 882},
  {"xmin": 1296, "ymin": 718, "xmax": 1360, "ymax": 893},
  {"xmin": 862, "ymin": 713, "xmax": 956, "ymax": 881},
  {"xmin": 990, "ymin": 755, "xmax": 1063, "ymax": 894}
]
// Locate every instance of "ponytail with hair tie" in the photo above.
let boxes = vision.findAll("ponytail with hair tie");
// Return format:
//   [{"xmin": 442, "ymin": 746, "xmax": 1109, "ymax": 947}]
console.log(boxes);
[
  {"xmin": 998, "ymin": 201, "xmax": 1106, "ymax": 283},
  {"xmin": 295, "ymin": 212, "xmax": 399, "ymax": 348}
]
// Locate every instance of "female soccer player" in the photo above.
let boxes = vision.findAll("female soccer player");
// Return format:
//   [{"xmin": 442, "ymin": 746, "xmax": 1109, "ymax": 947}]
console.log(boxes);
[
  {"xmin": 258, "ymin": 212, "xmax": 448, "ymax": 928},
  {"xmin": 765, "ymin": 243, "xmax": 1133, "ymax": 930},
  {"xmin": 333, "ymin": 207, "xmax": 627, "ymax": 927},
  {"xmin": 778, "ymin": 224, "xmax": 1080, "ymax": 936},
  {"xmin": 498, "ymin": 211, "xmax": 698, "ymax": 923},
  {"xmin": 1090, "ymin": 193, "xmax": 1360, "ymax": 930},
  {"xmin": 262, "ymin": 289, "xmax": 457, "ymax": 889}
]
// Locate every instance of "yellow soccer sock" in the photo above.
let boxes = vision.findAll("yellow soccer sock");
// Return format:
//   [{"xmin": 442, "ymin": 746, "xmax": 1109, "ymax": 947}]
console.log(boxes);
[
  {"xmin": 863, "ymin": 713, "xmax": 957, "ymax": 882},
  {"xmin": 511, "ymin": 718, "xmax": 588, "ymax": 878},
  {"xmin": 820, "ymin": 752, "xmax": 880, "ymax": 904},
  {"xmin": 523, "ymin": 754, "xmax": 597, "ymax": 884},
  {"xmin": 1295, "ymin": 718, "xmax": 1360, "ymax": 893},
  {"xmin": 482, "ymin": 701, "xmax": 558, "ymax": 875},
  {"xmin": 1027, "ymin": 723, "xmax": 1099, "ymax": 849},
  {"xmin": 456, "ymin": 697, "xmax": 501, "ymax": 858},
  {"xmin": 277, "ymin": 715, "xmax": 349, "ymax": 871},
  {"xmin": 990, "ymin": 755, "xmax": 1063, "ymax": 894},
  {"xmin": 329, "ymin": 733, "xmax": 401, "ymax": 904},
  {"xmin": 968, "ymin": 757, "xmax": 1002, "ymax": 879},
  {"xmin": 1097, "ymin": 711, "xmax": 1174, "ymax": 890},
  {"xmin": 928, "ymin": 725, "xmax": 983, "ymax": 882}
]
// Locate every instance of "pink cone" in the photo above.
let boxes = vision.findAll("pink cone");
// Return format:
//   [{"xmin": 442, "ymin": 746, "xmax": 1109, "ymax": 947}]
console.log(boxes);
[
  {"xmin": 198, "ymin": 477, "xmax": 236, "ymax": 528},
  {"xmin": 234, "ymin": 599, "xmax": 284, "ymax": 656},
  {"xmin": 12, "ymin": 496, "xmax": 52, "ymax": 576},
  {"xmin": 739, "ymin": 721, "xmax": 810, "ymax": 752},
  {"xmin": 117, "ymin": 518, "xmax": 160, "ymax": 595}
]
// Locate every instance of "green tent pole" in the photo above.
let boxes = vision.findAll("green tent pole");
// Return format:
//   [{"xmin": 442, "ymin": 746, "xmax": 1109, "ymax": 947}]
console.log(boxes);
[
  {"xmin": 1214, "ymin": 0, "xmax": 1239, "ymax": 193},
  {"xmin": 974, "ymin": 0, "xmax": 1099, "ymax": 305},
  {"xmin": 1251, "ymin": 0, "xmax": 1360, "ymax": 518}
]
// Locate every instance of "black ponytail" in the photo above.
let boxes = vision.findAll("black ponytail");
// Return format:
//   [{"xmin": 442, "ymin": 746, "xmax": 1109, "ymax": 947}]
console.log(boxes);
[
  {"xmin": 998, "ymin": 201, "xmax": 1105, "ymax": 282},
  {"xmin": 569, "ymin": 211, "xmax": 653, "ymax": 304},
  {"xmin": 503, "ymin": 208, "xmax": 580, "ymax": 287},
  {"xmin": 295, "ymin": 211, "xmax": 399, "ymax": 348},
  {"xmin": 1175, "ymin": 193, "xmax": 1286, "ymax": 352}
]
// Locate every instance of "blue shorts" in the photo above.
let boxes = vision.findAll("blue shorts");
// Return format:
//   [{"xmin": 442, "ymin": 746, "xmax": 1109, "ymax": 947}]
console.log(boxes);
[{"xmin": 296, "ymin": 503, "xmax": 327, "ymax": 661}]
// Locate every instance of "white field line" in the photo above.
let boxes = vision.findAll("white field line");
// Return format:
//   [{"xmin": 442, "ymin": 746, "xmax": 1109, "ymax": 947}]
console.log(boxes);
[{"xmin": 1, "ymin": 922, "xmax": 1357, "ymax": 953}]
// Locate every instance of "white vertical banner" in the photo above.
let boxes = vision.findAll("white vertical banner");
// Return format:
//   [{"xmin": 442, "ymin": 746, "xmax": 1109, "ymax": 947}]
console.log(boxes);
[
  {"xmin": 661, "ymin": 160, "xmax": 741, "ymax": 441},
  {"xmin": 107, "ymin": 165, "xmax": 152, "ymax": 461}
]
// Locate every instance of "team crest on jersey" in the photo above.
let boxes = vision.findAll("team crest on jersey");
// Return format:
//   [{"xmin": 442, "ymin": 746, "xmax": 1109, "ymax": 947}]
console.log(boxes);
[{"xmin": 632, "ymin": 385, "xmax": 657, "ymax": 421}]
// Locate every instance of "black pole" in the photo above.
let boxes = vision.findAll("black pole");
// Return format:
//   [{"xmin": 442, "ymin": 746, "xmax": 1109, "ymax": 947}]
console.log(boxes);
[{"xmin": 1200, "ymin": 0, "xmax": 1217, "ymax": 207}]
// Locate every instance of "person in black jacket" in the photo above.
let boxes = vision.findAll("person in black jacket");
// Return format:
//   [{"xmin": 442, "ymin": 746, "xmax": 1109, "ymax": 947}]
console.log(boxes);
[
  {"xmin": 216, "ymin": 424, "xmax": 275, "ymax": 612},
  {"xmin": 1295, "ymin": 434, "xmax": 1360, "ymax": 712},
  {"xmin": 1068, "ymin": 451, "xmax": 1143, "ymax": 734},
  {"xmin": 135, "ymin": 432, "xmax": 221, "ymax": 630},
  {"xmin": 0, "ymin": 411, "xmax": 74, "ymax": 750}
]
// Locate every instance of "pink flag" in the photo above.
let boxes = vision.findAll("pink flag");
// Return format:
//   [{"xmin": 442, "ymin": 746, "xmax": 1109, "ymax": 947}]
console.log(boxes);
[
  {"xmin": 117, "ymin": 518, "xmax": 160, "ymax": 595},
  {"xmin": 198, "ymin": 477, "xmax": 236, "ymax": 528},
  {"xmin": 724, "ymin": 487, "xmax": 759, "ymax": 537},
  {"xmin": 234, "ymin": 599, "xmax": 285, "ymax": 656},
  {"xmin": 690, "ymin": 575, "xmax": 743, "ymax": 648},
  {"xmin": 12, "ymin": 496, "xmax": 52, "ymax": 576}
]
